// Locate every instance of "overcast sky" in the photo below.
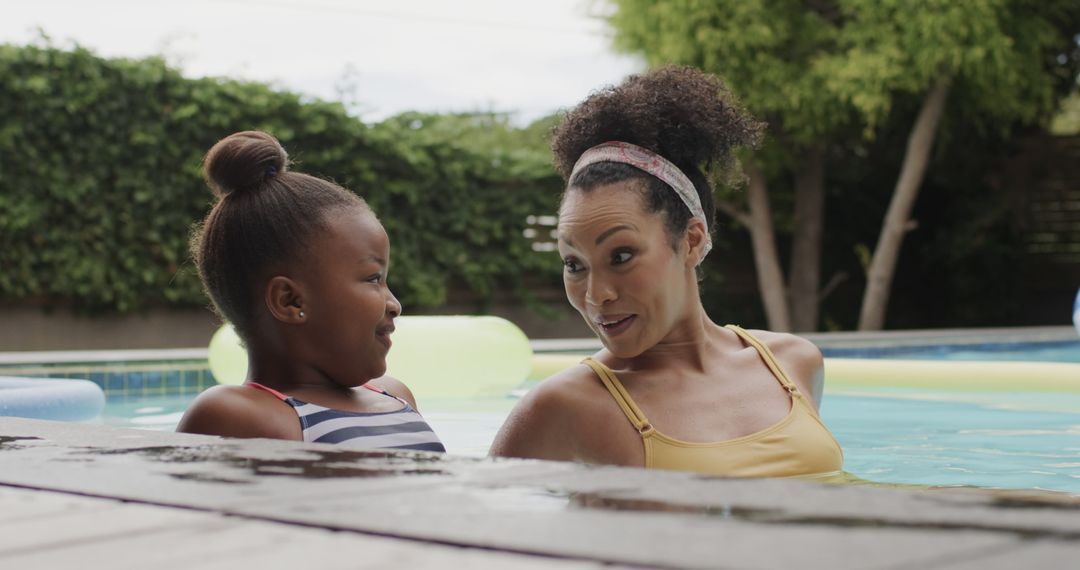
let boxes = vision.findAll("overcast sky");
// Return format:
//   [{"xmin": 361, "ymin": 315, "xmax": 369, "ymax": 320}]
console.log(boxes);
[{"xmin": 1, "ymin": 0, "xmax": 644, "ymax": 124}]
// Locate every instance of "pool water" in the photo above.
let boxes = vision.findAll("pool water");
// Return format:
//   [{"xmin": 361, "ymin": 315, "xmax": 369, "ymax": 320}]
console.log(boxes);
[
  {"xmin": 98, "ymin": 395, "xmax": 516, "ymax": 456},
  {"xmin": 824, "ymin": 392, "xmax": 1080, "ymax": 493},
  {"xmin": 904, "ymin": 343, "xmax": 1080, "ymax": 363},
  {"xmin": 822, "ymin": 339, "xmax": 1080, "ymax": 362},
  {"xmin": 100, "ymin": 389, "xmax": 1080, "ymax": 495}
]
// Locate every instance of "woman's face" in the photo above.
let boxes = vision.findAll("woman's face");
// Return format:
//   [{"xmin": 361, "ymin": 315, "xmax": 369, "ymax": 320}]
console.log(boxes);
[
  {"xmin": 558, "ymin": 182, "xmax": 697, "ymax": 358},
  {"xmin": 302, "ymin": 207, "xmax": 401, "ymax": 384}
]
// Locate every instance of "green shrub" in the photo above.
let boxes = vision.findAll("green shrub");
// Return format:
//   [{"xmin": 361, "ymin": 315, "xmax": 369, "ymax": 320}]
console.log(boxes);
[{"xmin": 0, "ymin": 44, "xmax": 563, "ymax": 314}]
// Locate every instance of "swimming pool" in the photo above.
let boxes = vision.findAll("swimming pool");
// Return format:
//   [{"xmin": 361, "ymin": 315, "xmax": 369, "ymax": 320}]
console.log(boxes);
[
  {"xmin": 97, "ymin": 387, "xmax": 1080, "ymax": 494},
  {"xmin": 12, "ymin": 331, "xmax": 1080, "ymax": 494},
  {"xmin": 821, "ymin": 339, "xmax": 1080, "ymax": 362}
]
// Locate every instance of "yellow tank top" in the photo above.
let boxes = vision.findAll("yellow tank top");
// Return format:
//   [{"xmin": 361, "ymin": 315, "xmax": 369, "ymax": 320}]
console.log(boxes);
[{"xmin": 582, "ymin": 325, "xmax": 843, "ymax": 478}]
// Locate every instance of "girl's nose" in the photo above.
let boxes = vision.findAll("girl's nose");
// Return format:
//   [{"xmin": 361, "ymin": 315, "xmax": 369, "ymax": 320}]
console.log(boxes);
[{"xmin": 386, "ymin": 288, "xmax": 402, "ymax": 318}]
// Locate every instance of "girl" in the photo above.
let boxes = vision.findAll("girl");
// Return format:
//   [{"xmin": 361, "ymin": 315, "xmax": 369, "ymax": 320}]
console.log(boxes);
[
  {"xmin": 177, "ymin": 131, "xmax": 445, "ymax": 452},
  {"xmin": 490, "ymin": 67, "xmax": 843, "ymax": 477}
]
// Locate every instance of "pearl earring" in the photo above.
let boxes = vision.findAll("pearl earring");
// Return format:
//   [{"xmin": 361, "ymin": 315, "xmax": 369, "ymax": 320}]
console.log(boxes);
[{"xmin": 299, "ymin": 310, "xmax": 305, "ymax": 318}]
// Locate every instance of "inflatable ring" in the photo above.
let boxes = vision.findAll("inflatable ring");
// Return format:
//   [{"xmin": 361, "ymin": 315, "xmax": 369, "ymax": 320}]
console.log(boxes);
[
  {"xmin": 529, "ymin": 353, "xmax": 586, "ymax": 381},
  {"xmin": 208, "ymin": 316, "xmax": 534, "ymax": 399},
  {"xmin": 825, "ymin": 358, "xmax": 1080, "ymax": 393},
  {"xmin": 386, "ymin": 316, "xmax": 533, "ymax": 398},
  {"xmin": 525, "ymin": 354, "xmax": 1080, "ymax": 393},
  {"xmin": 0, "ymin": 376, "xmax": 106, "ymax": 421},
  {"xmin": 1073, "ymin": 287, "xmax": 1079, "ymax": 337}
]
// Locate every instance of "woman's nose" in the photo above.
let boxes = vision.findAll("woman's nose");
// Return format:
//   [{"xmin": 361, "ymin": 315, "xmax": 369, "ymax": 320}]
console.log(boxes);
[{"xmin": 585, "ymin": 272, "xmax": 616, "ymax": 306}]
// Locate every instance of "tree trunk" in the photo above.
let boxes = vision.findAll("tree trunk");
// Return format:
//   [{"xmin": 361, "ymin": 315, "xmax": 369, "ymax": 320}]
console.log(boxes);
[
  {"xmin": 788, "ymin": 144, "xmax": 827, "ymax": 331},
  {"xmin": 745, "ymin": 161, "xmax": 792, "ymax": 332},
  {"xmin": 858, "ymin": 77, "xmax": 951, "ymax": 330}
]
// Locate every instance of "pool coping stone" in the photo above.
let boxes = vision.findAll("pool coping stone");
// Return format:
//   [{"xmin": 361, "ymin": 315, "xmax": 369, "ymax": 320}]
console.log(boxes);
[{"xmin": 2, "ymin": 417, "xmax": 1079, "ymax": 569}]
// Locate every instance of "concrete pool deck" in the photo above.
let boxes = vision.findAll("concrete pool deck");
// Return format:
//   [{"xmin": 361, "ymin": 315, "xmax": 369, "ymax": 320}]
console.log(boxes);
[{"xmin": 2, "ymin": 417, "xmax": 1079, "ymax": 569}]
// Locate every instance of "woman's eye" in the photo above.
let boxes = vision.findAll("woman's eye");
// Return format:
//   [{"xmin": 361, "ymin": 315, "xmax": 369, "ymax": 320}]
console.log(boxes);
[
  {"xmin": 563, "ymin": 258, "xmax": 583, "ymax": 274},
  {"xmin": 612, "ymin": 250, "xmax": 633, "ymax": 265}
]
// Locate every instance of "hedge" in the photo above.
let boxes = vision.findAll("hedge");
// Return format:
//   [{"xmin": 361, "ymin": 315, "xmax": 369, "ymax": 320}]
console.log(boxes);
[{"xmin": 0, "ymin": 44, "xmax": 564, "ymax": 314}]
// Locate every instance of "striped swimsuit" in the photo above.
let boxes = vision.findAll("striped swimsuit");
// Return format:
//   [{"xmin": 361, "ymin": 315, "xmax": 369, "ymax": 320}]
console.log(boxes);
[{"xmin": 247, "ymin": 382, "xmax": 446, "ymax": 452}]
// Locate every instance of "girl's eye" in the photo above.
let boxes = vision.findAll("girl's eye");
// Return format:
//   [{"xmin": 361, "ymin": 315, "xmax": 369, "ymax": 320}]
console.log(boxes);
[
  {"xmin": 612, "ymin": 250, "xmax": 633, "ymax": 265},
  {"xmin": 563, "ymin": 258, "xmax": 583, "ymax": 274},
  {"xmin": 366, "ymin": 273, "xmax": 383, "ymax": 284}
]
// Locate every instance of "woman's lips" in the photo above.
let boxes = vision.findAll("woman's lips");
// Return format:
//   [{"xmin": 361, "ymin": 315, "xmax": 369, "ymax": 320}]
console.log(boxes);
[{"xmin": 596, "ymin": 315, "xmax": 635, "ymax": 337}]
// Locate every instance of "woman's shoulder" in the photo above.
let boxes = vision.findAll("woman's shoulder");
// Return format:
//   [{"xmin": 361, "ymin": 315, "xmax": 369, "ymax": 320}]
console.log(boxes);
[
  {"xmin": 741, "ymin": 329, "xmax": 823, "ymax": 364},
  {"xmin": 489, "ymin": 361, "xmax": 612, "ymax": 460},
  {"xmin": 735, "ymin": 328, "xmax": 825, "ymax": 406},
  {"xmin": 518, "ymin": 363, "xmax": 611, "ymax": 421},
  {"xmin": 176, "ymin": 384, "xmax": 299, "ymax": 439}
]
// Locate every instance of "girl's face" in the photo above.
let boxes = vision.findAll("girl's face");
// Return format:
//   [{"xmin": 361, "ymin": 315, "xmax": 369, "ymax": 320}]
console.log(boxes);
[
  {"xmin": 302, "ymin": 208, "xmax": 401, "ymax": 384},
  {"xmin": 558, "ymin": 183, "xmax": 697, "ymax": 358}
]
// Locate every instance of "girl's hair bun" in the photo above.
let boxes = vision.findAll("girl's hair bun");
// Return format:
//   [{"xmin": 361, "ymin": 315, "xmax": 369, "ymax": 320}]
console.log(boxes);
[{"xmin": 202, "ymin": 130, "xmax": 289, "ymax": 197}]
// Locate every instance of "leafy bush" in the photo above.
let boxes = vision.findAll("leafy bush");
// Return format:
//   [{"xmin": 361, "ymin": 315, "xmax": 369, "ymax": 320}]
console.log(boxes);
[{"xmin": 0, "ymin": 44, "xmax": 563, "ymax": 314}]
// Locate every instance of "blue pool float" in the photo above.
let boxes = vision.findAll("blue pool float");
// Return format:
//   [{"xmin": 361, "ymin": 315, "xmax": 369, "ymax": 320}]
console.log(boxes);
[
  {"xmin": 1074, "ymin": 287, "xmax": 1080, "ymax": 337},
  {"xmin": 0, "ymin": 376, "xmax": 105, "ymax": 421}
]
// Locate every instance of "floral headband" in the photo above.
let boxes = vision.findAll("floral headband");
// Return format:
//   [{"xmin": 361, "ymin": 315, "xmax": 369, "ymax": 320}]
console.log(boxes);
[{"xmin": 568, "ymin": 141, "xmax": 711, "ymax": 262}]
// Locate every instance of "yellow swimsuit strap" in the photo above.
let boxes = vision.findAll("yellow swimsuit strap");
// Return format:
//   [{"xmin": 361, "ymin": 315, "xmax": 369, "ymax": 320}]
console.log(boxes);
[
  {"xmin": 724, "ymin": 325, "xmax": 801, "ymax": 397},
  {"xmin": 726, "ymin": 325, "xmax": 841, "ymax": 460},
  {"xmin": 583, "ymin": 326, "xmax": 801, "ymax": 437},
  {"xmin": 581, "ymin": 358, "xmax": 656, "ymax": 436}
]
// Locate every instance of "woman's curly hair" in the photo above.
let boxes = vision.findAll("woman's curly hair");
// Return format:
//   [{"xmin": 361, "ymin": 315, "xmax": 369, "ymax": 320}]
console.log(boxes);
[{"xmin": 551, "ymin": 65, "xmax": 763, "ymax": 249}]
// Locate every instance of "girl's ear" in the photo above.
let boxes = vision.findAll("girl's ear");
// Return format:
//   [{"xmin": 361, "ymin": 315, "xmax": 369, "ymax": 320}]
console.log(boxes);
[
  {"xmin": 265, "ymin": 276, "xmax": 306, "ymax": 324},
  {"xmin": 684, "ymin": 218, "xmax": 708, "ymax": 268}
]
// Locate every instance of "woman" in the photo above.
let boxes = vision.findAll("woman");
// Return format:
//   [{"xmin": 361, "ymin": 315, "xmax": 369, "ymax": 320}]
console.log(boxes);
[{"xmin": 490, "ymin": 67, "xmax": 842, "ymax": 477}]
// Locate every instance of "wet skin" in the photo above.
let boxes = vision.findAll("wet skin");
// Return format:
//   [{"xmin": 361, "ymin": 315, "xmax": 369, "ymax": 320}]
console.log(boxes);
[
  {"xmin": 177, "ymin": 207, "xmax": 415, "ymax": 441},
  {"xmin": 490, "ymin": 182, "xmax": 825, "ymax": 466}
]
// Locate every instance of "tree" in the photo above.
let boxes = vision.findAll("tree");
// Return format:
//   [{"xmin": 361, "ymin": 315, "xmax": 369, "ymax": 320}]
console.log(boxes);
[
  {"xmin": 607, "ymin": 0, "xmax": 1080, "ymax": 330},
  {"xmin": 609, "ymin": 0, "xmax": 853, "ymax": 331}
]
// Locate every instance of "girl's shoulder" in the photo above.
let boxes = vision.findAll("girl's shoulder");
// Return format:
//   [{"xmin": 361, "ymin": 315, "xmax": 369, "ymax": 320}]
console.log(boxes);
[
  {"xmin": 176, "ymin": 384, "xmax": 300, "ymax": 440},
  {"xmin": 366, "ymin": 376, "xmax": 418, "ymax": 410}
]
